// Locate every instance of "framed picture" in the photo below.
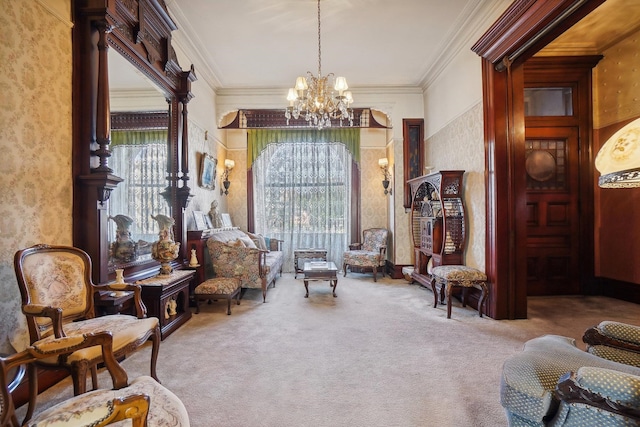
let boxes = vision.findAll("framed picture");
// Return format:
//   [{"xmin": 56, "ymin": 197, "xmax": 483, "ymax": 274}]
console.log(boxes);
[
  {"xmin": 204, "ymin": 214, "xmax": 213, "ymax": 229},
  {"xmin": 200, "ymin": 153, "xmax": 217, "ymax": 190},
  {"xmin": 193, "ymin": 210, "xmax": 208, "ymax": 230},
  {"xmin": 220, "ymin": 213, "xmax": 232, "ymax": 228}
]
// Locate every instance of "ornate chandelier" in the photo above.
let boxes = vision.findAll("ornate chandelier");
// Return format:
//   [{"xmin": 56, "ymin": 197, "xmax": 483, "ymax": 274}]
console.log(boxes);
[{"xmin": 285, "ymin": 0, "xmax": 354, "ymax": 130}]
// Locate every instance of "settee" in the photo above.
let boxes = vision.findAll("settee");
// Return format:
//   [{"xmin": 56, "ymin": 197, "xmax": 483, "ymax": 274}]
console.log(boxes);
[{"xmin": 205, "ymin": 228, "xmax": 283, "ymax": 302}]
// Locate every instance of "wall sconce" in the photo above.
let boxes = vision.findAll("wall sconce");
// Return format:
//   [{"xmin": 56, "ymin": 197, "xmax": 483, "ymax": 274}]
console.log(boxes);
[
  {"xmin": 379, "ymin": 158, "xmax": 392, "ymax": 195},
  {"xmin": 595, "ymin": 117, "xmax": 640, "ymax": 188},
  {"xmin": 221, "ymin": 159, "xmax": 235, "ymax": 195}
]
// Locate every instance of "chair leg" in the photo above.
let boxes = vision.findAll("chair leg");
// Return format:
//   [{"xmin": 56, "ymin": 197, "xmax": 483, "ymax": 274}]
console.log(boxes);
[
  {"xmin": 430, "ymin": 277, "xmax": 438, "ymax": 308},
  {"xmin": 226, "ymin": 295, "xmax": 232, "ymax": 315},
  {"xmin": 149, "ymin": 325, "xmax": 161, "ymax": 383},
  {"xmin": 372, "ymin": 267, "xmax": 377, "ymax": 282},
  {"xmin": 72, "ymin": 362, "xmax": 88, "ymax": 395},
  {"xmin": 90, "ymin": 364, "xmax": 99, "ymax": 390},
  {"xmin": 478, "ymin": 283, "xmax": 488, "ymax": 317},
  {"xmin": 343, "ymin": 263, "xmax": 348, "ymax": 277},
  {"xmin": 195, "ymin": 297, "xmax": 201, "ymax": 314},
  {"xmin": 446, "ymin": 283, "xmax": 454, "ymax": 319},
  {"xmin": 22, "ymin": 362, "xmax": 38, "ymax": 425}
]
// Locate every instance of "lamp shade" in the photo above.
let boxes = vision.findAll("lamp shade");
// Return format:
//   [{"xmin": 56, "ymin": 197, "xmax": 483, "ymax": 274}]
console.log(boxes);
[
  {"xmin": 595, "ymin": 117, "xmax": 640, "ymax": 188},
  {"xmin": 378, "ymin": 158, "xmax": 389, "ymax": 168},
  {"xmin": 224, "ymin": 159, "xmax": 235, "ymax": 170}
]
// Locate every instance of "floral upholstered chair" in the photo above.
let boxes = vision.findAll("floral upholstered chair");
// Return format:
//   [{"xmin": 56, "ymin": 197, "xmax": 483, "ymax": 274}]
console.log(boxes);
[
  {"xmin": 0, "ymin": 332, "xmax": 189, "ymax": 427},
  {"xmin": 342, "ymin": 228, "xmax": 388, "ymax": 282},
  {"xmin": 13, "ymin": 244, "xmax": 161, "ymax": 415}
]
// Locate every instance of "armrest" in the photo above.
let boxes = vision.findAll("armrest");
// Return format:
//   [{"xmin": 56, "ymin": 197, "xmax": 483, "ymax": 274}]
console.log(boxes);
[
  {"xmin": 349, "ymin": 243, "xmax": 362, "ymax": 250},
  {"xmin": 22, "ymin": 304, "xmax": 65, "ymax": 338},
  {"xmin": 208, "ymin": 240, "xmax": 264, "ymax": 278},
  {"xmin": 268, "ymin": 238, "xmax": 283, "ymax": 251},
  {"xmin": 95, "ymin": 283, "xmax": 148, "ymax": 318},
  {"xmin": 555, "ymin": 368, "xmax": 640, "ymax": 420},
  {"xmin": 583, "ymin": 321, "xmax": 640, "ymax": 353}
]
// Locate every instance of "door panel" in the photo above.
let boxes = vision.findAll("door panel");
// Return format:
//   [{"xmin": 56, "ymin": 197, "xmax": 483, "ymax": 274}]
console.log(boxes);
[{"xmin": 525, "ymin": 127, "xmax": 580, "ymax": 295}]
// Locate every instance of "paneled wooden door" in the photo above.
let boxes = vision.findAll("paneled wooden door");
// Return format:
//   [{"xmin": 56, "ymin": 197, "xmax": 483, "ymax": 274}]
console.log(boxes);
[{"xmin": 525, "ymin": 126, "xmax": 581, "ymax": 295}]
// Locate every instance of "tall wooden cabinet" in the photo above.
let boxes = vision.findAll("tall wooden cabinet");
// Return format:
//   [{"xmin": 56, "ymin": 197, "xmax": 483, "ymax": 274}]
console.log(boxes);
[{"xmin": 408, "ymin": 171, "xmax": 466, "ymax": 287}]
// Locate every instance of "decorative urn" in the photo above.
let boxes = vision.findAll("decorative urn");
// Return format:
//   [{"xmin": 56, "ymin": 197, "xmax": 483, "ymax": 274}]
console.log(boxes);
[{"xmin": 151, "ymin": 214, "xmax": 180, "ymax": 275}]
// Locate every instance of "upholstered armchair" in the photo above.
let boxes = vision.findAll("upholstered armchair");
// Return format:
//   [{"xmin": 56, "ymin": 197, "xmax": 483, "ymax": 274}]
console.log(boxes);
[
  {"xmin": 582, "ymin": 320, "xmax": 640, "ymax": 367},
  {"xmin": 13, "ymin": 244, "xmax": 161, "ymax": 406},
  {"xmin": 342, "ymin": 228, "xmax": 388, "ymax": 282},
  {"xmin": 501, "ymin": 334, "xmax": 640, "ymax": 426},
  {"xmin": 0, "ymin": 332, "xmax": 189, "ymax": 427}
]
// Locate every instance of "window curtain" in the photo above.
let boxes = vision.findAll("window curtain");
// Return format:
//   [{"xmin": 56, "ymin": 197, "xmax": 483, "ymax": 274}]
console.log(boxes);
[
  {"xmin": 252, "ymin": 129, "xmax": 358, "ymax": 272},
  {"xmin": 109, "ymin": 130, "xmax": 169, "ymax": 244}
]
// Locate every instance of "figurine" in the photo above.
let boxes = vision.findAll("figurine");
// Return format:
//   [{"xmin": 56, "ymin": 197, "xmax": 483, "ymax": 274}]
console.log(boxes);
[
  {"xmin": 189, "ymin": 248, "xmax": 199, "ymax": 267},
  {"xmin": 151, "ymin": 214, "xmax": 180, "ymax": 275},
  {"xmin": 109, "ymin": 214, "xmax": 138, "ymax": 262},
  {"xmin": 208, "ymin": 200, "xmax": 223, "ymax": 228}
]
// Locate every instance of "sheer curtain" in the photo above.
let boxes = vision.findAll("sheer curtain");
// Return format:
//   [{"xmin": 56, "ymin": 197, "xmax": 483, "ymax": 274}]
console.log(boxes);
[
  {"xmin": 109, "ymin": 129, "xmax": 169, "ymax": 245},
  {"xmin": 253, "ymin": 141, "xmax": 353, "ymax": 272}
]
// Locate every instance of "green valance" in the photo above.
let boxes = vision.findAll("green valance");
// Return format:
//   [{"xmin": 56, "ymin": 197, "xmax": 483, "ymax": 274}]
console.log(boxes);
[
  {"xmin": 247, "ymin": 128, "xmax": 360, "ymax": 167},
  {"xmin": 111, "ymin": 129, "xmax": 168, "ymax": 147}
]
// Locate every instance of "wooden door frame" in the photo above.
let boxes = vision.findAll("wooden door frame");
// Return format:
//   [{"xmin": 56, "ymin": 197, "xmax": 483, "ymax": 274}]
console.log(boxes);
[{"xmin": 471, "ymin": 0, "xmax": 605, "ymax": 319}]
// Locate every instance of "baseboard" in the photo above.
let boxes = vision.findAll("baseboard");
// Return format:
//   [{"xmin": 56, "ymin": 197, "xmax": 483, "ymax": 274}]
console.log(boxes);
[{"xmin": 597, "ymin": 277, "xmax": 640, "ymax": 304}]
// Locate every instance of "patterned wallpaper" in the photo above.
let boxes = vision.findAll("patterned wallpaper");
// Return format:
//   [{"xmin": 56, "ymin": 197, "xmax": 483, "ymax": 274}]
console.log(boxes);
[
  {"xmin": 594, "ymin": 27, "xmax": 640, "ymax": 128},
  {"xmin": 0, "ymin": 0, "xmax": 73, "ymax": 353},
  {"xmin": 184, "ymin": 122, "xmax": 228, "ymax": 232},
  {"xmin": 424, "ymin": 103, "xmax": 486, "ymax": 270}
]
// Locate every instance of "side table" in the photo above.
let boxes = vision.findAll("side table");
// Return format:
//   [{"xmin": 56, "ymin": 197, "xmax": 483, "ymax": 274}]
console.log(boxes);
[
  {"xmin": 94, "ymin": 290, "xmax": 134, "ymax": 315},
  {"xmin": 135, "ymin": 269, "xmax": 195, "ymax": 340},
  {"xmin": 293, "ymin": 249, "xmax": 328, "ymax": 278}
]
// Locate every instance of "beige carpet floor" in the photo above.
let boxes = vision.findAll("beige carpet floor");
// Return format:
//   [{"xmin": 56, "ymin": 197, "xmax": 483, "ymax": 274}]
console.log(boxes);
[{"xmin": 20, "ymin": 273, "xmax": 640, "ymax": 426}]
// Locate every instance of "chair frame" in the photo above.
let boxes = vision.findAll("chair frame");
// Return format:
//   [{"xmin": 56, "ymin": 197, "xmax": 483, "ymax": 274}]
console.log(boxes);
[
  {"xmin": 0, "ymin": 332, "xmax": 152, "ymax": 427},
  {"xmin": 13, "ymin": 244, "xmax": 160, "ymax": 416},
  {"xmin": 343, "ymin": 228, "xmax": 388, "ymax": 282}
]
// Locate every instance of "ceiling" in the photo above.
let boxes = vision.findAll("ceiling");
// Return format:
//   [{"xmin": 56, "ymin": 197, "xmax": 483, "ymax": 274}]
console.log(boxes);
[
  {"xmin": 165, "ymin": 0, "xmax": 508, "ymax": 91},
  {"xmin": 112, "ymin": 0, "xmax": 640, "ymax": 95}
]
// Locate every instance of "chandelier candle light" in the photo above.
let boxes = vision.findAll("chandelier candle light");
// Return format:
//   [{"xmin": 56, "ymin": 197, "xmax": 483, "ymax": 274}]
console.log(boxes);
[{"xmin": 285, "ymin": 0, "xmax": 354, "ymax": 130}]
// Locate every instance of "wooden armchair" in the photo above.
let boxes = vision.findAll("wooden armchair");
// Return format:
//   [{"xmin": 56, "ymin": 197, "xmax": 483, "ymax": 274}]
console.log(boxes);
[
  {"xmin": 13, "ymin": 244, "xmax": 161, "ymax": 414},
  {"xmin": 0, "ymin": 332, "xmax": 189, "ymax": 427},
  {"xmin": 342, "ymin": 228, "xmax": 388, "ymax": 282}
]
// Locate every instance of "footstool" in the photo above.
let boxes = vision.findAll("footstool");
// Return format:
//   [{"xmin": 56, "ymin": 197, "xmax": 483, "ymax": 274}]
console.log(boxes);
[
  {"xmin": 194, "ymin": 277, "xmax": 241, "ymax": 315},
  {"xmin": 429, "ymin": 265, "xmax": 488, "ymax": 318}
]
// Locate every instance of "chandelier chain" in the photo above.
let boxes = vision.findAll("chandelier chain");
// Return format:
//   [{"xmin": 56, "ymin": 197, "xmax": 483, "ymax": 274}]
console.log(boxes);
[{"xmin": 317, "ymin": 0, "xmax": 321, "ymax": 77}]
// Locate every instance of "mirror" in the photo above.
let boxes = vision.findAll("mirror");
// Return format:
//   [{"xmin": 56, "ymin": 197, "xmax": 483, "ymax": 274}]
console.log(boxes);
[
  {"xmin": 72, "ymin": 0, "xmax": 196, "ymax": 284},
  {"xmin": 107, "ymin": 51, "xmax": 171, "ymax": 267}
]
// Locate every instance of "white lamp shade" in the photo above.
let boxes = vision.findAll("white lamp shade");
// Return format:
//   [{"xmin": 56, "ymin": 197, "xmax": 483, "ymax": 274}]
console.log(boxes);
[
  {"xmin": 334, "ymin": 76, "xmax": 348, "ymax": 93},
  {"xmin": 344, "ymin": 91, "xmax": 353, "ymax": 104},
  {"xmin": 224, "ymin": 159, "xmax": 235, "ymax": 170},
  {"xmin": 295, "ymin": 76, "xmax": 308, "ymax": 91},
  {"xmin": 378, "ymin": 158, "xmax": 389, "ymax": 168},
  {"xmin": 287, "ymin": 88, "xmax": 298, "ymax": 102},
  {"xmin": 595, "ymin": 117, "xmax": 640, "ymax": 188}
]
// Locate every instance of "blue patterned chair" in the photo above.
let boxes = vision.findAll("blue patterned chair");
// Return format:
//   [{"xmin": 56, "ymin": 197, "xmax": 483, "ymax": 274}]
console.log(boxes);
[
  {"xmin": 342, "ymin": 228, "xmax": 388, "ymax": 282},
  {"xmin": 583, "ymin": 320, "xmax": 640, "ymax": 368},
  {"xmin": 501, "ymin": 334, "xmax": 640, "ymax": 426}
]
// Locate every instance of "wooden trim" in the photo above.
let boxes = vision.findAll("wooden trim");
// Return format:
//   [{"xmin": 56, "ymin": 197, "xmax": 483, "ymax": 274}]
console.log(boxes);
[{"xmin": 402, "ymin": 119, "xmax": 424, "ymax": 209}]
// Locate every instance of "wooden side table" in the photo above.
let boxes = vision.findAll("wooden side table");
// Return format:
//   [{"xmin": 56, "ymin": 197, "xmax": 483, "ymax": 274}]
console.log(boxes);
[
  {"xmin": 294, "ymin": 249, "xmax": 327, "ymax": 278},
  {"xmin": 94, "ymin": 290, "xmax": 134, "ymax": 315},
  {"xmin": 135, "ymin": 270, "xmax": 195, "ymax": 339}
]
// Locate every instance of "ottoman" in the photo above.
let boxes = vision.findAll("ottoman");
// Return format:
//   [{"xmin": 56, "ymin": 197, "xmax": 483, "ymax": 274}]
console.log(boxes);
[
  {"xmin": 429, "ymin": 265, "xmax": 488, "ymax": 318},
  {"xmin": 194, "ymin": 277, "xmax": 241, "ymax": 315}
]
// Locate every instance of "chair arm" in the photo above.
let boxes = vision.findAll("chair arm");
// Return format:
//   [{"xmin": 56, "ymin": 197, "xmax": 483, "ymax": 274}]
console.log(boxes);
[
  {"xmin": 349, "ymin": 243, "xmax": 362, "ymax": 250},
  {"xmin": 555, "ymin": 368, "xmax": 640, "ymax": 420},
  {"xmin": 379, "ymin": 245, "xmax": 387, "ymax": 257},
  {"xmin": 209, "ymin": 241, "xmax": 263, "ymax": 279},
  {"xmin": 22, "ymin": 304, "xmax": 65, "ymax": 338},
  {"xmin": 98, "ymin": 283, "xmax": 148, "ymax": 318},
  {"xmin": 583, "ymin": 321, "xmax": 640, "ymax": 353}
]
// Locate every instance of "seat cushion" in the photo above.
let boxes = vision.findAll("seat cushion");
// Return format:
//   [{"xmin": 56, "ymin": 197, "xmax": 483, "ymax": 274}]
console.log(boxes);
[
  {"xmin": 195, "ymin": 278, "xmax": 240, "ymax": 295},
  {"xmin": 29, "ymin": 376, "xmax": 189, "ymax": 427},
  {"xmin": 35, "ymin": 315, "xmax": 158, "ymax": 366},
  {"xmin": 430, "ymin": 265, "xmax": 487, "ymax": 282},
  {"xmin": 343, "ymin": 250, "xmax": 381, "ymax": 267}
]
